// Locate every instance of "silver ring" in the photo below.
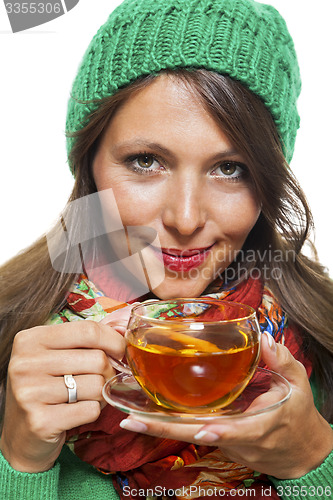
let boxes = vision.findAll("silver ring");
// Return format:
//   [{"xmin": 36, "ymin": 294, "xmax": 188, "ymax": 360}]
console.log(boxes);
[{"xmin": 64, "ymin": 375, "xmax": 77, "ymax": 403}]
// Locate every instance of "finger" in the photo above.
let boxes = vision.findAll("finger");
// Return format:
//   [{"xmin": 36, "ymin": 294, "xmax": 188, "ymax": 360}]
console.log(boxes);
[
  {"xmin": 35, "ymin": 374, "xmax": 107, "ymax": 404},
  {"xmin": 9, "ymin": 372, "xmax": 111, "ymax": 410},
  {"xmin": 40, "ymin": 349, "xmax": 117, "ymax": 378},
  {"xmin": 61, "ymin": 374, "xmax": 106, "ymax": 403},
  {"xmin": 119, "ymin": 416, "xmax": 202, "ymax": 442},
  {"xmin": 191, "ymin": 414, "xmax": 281, "ymax": 446},
  {"xmin": 100, "ymin": 303, "xmax": 138, "ymax": 328},
  {"xmin": 244, "ymin": 382, "xmax": 288, "ymax": 413},
  {"xmin": 15, "ymin": 322, "xmax": 126, "ymax": 359},
  {"xmin": 102, "ymin": 323, "xmax": 126, "ymax": 335},
  {"xmin": 31, "ymin": 401, "xmax": 103, "ymax": 438},
  {"xmin": 118, "ymin": 415, "xmax": 274, "ymax": 449},
  {"xmin": 100, "ymin": 314, "xmax": 128, "ymax": 336},
  {"xmin": 57, "ymin": 400, "xmax": 102, "ymax": 428},
  {"xmin": 261, "ymin": 332, "xmax": 308, "ymax": 385},
  {"xmin": 10, "ymin": 348, "xmax": 116, "ymax": 380}
]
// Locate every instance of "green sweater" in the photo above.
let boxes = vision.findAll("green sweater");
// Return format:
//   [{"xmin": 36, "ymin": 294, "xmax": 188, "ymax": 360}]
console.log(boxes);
[
  {"xmin": 0, "ymin": 445, "xmax": 118, "ymax": 500},
  {"xmin": 1, "ymin": 440, "xmax": 333, "ymax": 500}
]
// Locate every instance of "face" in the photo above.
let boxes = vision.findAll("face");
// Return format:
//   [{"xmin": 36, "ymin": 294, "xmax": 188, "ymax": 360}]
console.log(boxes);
[{"xmin": 93, "ymin": 74, "xmax": 261, "ymax": 299}]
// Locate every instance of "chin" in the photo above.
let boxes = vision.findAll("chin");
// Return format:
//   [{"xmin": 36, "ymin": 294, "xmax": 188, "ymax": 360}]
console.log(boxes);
[{"xmin": 150, "ymin": 278, "xmax": 209, "ymax": 300}]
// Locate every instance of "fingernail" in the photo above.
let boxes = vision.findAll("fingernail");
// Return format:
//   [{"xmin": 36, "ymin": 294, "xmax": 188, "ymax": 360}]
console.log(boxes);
[
  {"xmin": 264, "ymin": 332, "xmax": 276, "ymax": 351},
  {"xmin": 194, "ymin": 430, "xmax": 219, "ymax": 443},
  {"xmin": 119, "ymin": 419, "xmax": 148, "ymax": 433}
]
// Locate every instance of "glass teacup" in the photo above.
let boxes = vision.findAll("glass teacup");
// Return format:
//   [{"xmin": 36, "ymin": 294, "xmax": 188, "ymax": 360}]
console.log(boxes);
[{"xmin": 110, "ymin": 298, "xmax": 261, "ymax": 413}]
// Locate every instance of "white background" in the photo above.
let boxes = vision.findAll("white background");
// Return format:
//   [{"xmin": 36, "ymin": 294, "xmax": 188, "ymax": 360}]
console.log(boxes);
[{"xmin": 0, "ymin": 0, "xmax": 332, "ymax": 275}]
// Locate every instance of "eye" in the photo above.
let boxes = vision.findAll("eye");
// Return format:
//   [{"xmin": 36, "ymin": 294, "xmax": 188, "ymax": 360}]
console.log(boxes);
[
  {"xmin": 137, "ymin": 155, "xmax": 155, "ymax": 168},
  {"xmin": 125, "ymin": 153, "xmax": 164, "ymax": 174},
  {"xmin": 212, "ymin": 161, "xmax": 246, "ymax": 180}
]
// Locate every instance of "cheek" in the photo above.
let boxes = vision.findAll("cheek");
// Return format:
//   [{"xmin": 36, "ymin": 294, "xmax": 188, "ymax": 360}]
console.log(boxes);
[
  {"xmin": 218, "ymin": 191, "xmax": 260, "ymax": 239},
  {"xmin": 93, "ymin": 156, "xmax": 160, "ymax": 226},
  {"xmin": 104, "ymin": 182, "xmax": 162, "ymax": 227}
]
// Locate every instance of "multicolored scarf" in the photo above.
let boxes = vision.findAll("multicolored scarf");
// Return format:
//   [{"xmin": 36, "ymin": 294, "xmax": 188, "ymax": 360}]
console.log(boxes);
[{"xmin": 48, "ymin": 275, "xmax": 311, "ymax": 499}]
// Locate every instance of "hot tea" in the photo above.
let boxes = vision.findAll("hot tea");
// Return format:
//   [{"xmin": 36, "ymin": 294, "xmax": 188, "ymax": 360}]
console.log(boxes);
[
  {"xmin": 126, "ymin": 325, "xmax": 260, "ymax": 412},
  {"xmin": 107, "ymin": 299, "xmax": 261, "ymax": 413}
]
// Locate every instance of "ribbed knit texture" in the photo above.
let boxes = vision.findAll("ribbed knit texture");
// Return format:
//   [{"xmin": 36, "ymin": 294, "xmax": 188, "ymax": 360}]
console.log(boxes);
[
  {"xmin": 0, "ymin": 446, "xmax": 119, "ymax": 499},
  {"xmin": 66, "ymin": 0, "xmax": 301, "ymax": 173},
  {"xmin": 0, "ymin": 450, "xmax": 60, "ymax": 499}
]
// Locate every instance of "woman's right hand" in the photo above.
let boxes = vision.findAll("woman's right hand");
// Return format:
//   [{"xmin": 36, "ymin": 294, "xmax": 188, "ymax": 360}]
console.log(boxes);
[{"xmin": 0, "ymin": 321, "xmax": 126, "ymax": 473}]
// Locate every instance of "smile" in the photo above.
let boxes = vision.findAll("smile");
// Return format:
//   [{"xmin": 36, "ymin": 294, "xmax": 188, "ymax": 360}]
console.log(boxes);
[{"xmin": 160, "ymin": 245, "xmax": 214, "ymax": 272}]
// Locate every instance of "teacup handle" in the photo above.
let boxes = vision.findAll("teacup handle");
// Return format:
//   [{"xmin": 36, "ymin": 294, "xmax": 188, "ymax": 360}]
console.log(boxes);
[{"xmin": 108, "ymin": 356, "xmax": 132, "ymax": 375}]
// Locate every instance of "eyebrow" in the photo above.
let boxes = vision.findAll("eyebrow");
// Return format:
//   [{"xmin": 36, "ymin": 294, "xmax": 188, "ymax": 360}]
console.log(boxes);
[{"xmin": 111, "ymin": 140, "xmax": 242, "ymax": 163}]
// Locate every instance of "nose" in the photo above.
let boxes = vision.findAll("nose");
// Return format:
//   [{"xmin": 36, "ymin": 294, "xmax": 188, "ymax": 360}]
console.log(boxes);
[{"xmin": 162, "ymin": 175, "xmax": 206, "ymax": 236}]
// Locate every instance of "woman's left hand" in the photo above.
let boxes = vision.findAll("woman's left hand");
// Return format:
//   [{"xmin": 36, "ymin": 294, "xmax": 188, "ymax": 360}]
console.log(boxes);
[{"xmin": 119, "ymin": 333, "xmax": 333, "ymax": 480}]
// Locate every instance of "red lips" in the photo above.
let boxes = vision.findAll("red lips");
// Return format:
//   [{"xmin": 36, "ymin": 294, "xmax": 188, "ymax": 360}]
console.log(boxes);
[{"xmin": 161, "ymin": 246, "xmax": 213, "ymax": 272}]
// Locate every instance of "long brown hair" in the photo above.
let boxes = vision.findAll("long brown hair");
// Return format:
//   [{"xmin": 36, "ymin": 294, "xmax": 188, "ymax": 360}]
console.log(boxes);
[{"xmin": 1, "ymin": 69, "xmax": 333, "ymax": 419}]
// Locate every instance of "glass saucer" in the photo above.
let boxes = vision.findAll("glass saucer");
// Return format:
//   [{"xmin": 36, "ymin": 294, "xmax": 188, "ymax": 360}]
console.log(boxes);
[{"xmin": 103, "ymin": 367, "xmax": 292, "ymax": 423}]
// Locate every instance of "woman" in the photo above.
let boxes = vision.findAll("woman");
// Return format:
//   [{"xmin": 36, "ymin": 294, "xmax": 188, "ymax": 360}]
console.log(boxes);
[{"xmin": 1, "ymin": 0, "xmax": 333, "ymax": 498}]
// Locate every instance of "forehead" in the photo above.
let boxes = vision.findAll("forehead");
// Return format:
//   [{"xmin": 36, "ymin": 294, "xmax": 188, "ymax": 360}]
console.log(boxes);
[
  {"xmin": 101, "ymin": 74, "xmax": 236, "ymax": 153},
  {"xmin": 123, "ymin": 73, "xmax": 207, "ymax": 111}
]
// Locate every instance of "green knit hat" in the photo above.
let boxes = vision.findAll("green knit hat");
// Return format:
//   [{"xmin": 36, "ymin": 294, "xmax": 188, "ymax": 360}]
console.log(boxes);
[{"xmin": 66, "ymin": 0, "xmax": 301, "ymax": 172}]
